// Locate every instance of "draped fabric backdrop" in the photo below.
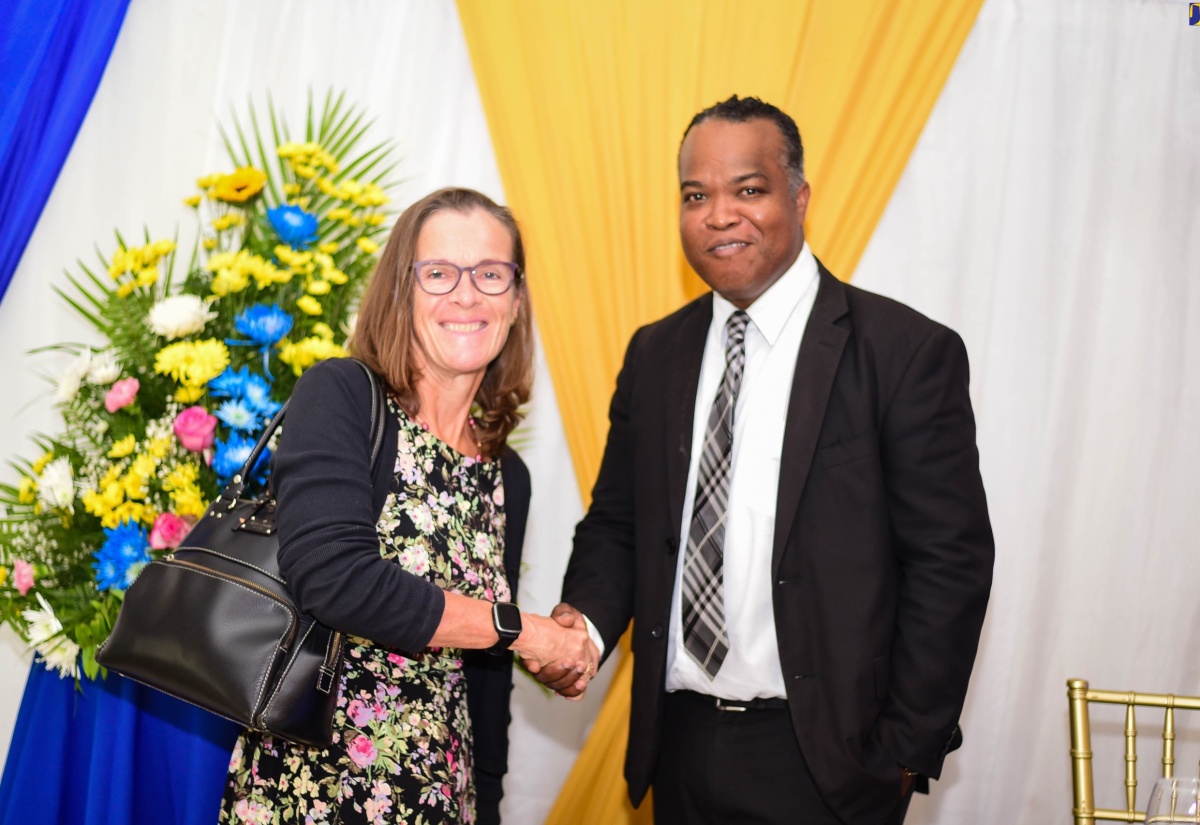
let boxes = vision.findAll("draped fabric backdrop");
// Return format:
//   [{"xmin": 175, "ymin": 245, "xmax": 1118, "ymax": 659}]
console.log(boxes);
[
  {"xmin": 0, "ymin": 0, "xmax": 131, "ymax": 303},
  {"xmin": 455, "ymin": 2, "xmax": 984, "ymax": 820},
  {"xmin": 2, "ymin": 1, "xmax": 1199, "ymax": 824}
]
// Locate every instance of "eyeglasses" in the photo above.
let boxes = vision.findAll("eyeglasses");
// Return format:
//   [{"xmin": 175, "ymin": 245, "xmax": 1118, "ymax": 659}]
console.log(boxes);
[{"xmin": 412, "ymin": 260, "xmax": 521, "ymax": 296}]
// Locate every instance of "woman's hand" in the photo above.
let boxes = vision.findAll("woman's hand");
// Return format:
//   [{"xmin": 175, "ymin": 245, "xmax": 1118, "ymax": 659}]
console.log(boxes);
[{"xmin": 514, "ymin": 608, "xmax": 599, "ymax": 698}]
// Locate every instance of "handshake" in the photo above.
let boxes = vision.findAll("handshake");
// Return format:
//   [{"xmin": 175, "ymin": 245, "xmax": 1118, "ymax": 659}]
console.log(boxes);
[{"xmin": 513, "ymin": 603, "xmax": 599, "ymax": 700}]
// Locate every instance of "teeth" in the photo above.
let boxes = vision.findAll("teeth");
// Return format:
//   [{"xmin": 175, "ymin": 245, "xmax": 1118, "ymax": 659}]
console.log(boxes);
[{"xmin": 443, "ymin": 322, "xmax": 485, "ymax": 332}]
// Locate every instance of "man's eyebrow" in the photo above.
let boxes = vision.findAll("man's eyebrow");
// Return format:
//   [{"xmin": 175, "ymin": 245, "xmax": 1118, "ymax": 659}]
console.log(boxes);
[{"xmin": 680, "ymin": 171, "xmax": 768, "ymax": 191}]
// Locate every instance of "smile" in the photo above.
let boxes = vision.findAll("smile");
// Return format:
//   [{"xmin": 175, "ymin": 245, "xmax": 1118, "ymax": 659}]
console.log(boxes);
[
  {"xmin": 709, "ymin": 241, "xmax": 750, "ymax": 256},
  {"xmin": 441, "ymin": 321, "xmax": 487, "ymax": 333}
]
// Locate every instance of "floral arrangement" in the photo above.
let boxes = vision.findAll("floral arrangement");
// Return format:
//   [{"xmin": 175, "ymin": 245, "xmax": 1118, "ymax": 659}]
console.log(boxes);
[{"xmin": 0, "ymin": 93, "xmax": 395, "ymax": 680}]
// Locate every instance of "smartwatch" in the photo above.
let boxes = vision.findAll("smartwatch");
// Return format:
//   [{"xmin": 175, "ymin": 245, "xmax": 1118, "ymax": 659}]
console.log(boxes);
[{"xmin": 489, "ymin": 601, "xmax": 522, "ymax": 655}]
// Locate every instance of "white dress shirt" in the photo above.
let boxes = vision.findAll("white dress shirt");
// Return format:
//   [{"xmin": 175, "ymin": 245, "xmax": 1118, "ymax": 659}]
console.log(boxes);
[
  {"xmin": 665, "ymin": 244, "xmax": 819, "ymax": 698},
  {"xmin": 583, "ymin": 245, "xmax": 819, "ymax": 699}
]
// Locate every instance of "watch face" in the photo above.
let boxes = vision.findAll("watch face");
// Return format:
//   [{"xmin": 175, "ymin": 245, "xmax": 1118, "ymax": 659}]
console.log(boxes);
[{"xmin": 493, "ymin": 601, "xmax": 522, "ymax": 637}]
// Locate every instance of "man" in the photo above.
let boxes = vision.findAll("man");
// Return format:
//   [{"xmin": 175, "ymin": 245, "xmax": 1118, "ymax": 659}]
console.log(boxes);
[{"xmin": 529, "ymin": 95, "xmax": 993, "ymax": 824}]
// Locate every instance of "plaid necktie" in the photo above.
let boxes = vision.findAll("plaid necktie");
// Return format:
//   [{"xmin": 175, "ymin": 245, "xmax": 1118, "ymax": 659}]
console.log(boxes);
[{"xmin": 682, "ymin": 309, "xmax": 750, "ymax": 678}]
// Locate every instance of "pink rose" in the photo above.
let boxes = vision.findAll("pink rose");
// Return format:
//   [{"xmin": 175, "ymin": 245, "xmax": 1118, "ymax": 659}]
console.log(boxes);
[
  {"xmin": 347, "ymin": 735, "xmax": 378, "ymax": 768},
  {"xmin": 12, "ymin": 559, "xmax": 34, "ymax": 595},
  {"xmin": 104, "ymin": 377, "xmax": 140, "ymax": 413},
  {"xmin": 149, "ymin": 512, "xmax": 191, "ymax": 550},
  {"xmin": 173, "ymin": 406, "xmax": 217, "ymax": 452}
]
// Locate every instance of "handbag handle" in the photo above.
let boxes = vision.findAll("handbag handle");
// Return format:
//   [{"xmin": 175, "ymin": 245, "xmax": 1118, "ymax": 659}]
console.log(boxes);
[{"xmin": 221, "ymin": 359, "xmax": 385, "ymax": 507}]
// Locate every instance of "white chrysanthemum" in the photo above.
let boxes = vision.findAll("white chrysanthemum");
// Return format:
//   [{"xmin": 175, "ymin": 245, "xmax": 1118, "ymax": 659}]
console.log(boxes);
[
  {"xmin": 85, "ymin": 350, "xmax": 121, "ymax": 384},
  {"xmin": 148, "ymin": 294, "xmax": 217, "ymax": 340},
  {"xmin": 23, "ymin": 593, "xmax": 81, "ymax": 679},
  {"xmin": 37, "ymin": 457, "xmax": 75, "ymax": 511},
  {"xmin": 54, "ymin": 349, "xmax": 92, "ymax": 404}
]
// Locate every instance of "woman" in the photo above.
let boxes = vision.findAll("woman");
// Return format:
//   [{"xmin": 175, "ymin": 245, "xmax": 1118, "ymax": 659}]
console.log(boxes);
[{"xmin": 221, "ymin": 188, "xmax": 595, "ymax": 825}]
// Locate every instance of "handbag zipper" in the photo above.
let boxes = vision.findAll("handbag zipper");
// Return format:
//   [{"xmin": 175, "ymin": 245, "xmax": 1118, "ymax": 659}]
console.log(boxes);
[{"xmin": 161, "ymin": 556, "xmax": 300, "ymax": 651}]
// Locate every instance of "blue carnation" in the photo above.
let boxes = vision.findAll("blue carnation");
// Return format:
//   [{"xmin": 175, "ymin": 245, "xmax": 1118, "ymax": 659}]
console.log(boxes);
[
  {"xmin": 209, "ymin": 366, "xmax": 253, "ymax": 398},
  {"xmin": 93, "ymin": 521, "xmax": 152, "ymax": 592},
  {"xmin": 268, "ymin": 204, "xmax": 319, "ymax": 249},
  {"xmin": 212, "ymin": 433, "xmax": 271, "ymax": 483},
  {"xmin": 215, "ymin": 399, "xmax": 259, "ymax": 432},
  {"xmin": 234, "ymin": 304, "xmax": 293, "ymax": 347},
  {"xmin": 241, "ymin": 374, "xmax": 282, "ymax": 418}
]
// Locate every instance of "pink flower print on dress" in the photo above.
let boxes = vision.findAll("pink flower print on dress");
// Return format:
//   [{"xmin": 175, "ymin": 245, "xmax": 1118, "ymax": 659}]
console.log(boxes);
[
  {"xmin": 347, "ymin": 735, "xmax": 378, "ymax": 768},
  {"xmin": 346, "ymin": 699, "xmax": 374, "ymax": 727},
  {"xmin": 104, "ymin": 377, "xmax": 140, "ymax": 413}
]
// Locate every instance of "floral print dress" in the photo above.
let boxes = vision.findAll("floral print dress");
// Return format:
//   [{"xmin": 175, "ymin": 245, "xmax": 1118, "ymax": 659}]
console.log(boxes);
[{"xmin": 220, "ymin": 402, "xmax": 510, "ymax": 825}]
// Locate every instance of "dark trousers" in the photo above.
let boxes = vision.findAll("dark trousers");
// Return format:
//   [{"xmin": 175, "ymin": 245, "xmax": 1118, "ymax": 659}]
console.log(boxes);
[{"xmin": 652, "ymin": 690, "xmax": 913, "ymax": 825}]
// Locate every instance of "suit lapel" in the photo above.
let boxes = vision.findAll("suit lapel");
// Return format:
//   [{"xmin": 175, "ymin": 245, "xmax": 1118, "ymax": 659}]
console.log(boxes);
[
  {"xmin": 772, "ymin": 265, "xmax": 850, "ymax": 578},
  {"xmin": 664, "ymin": 295, "xmax": 713, "ymax": 541}
]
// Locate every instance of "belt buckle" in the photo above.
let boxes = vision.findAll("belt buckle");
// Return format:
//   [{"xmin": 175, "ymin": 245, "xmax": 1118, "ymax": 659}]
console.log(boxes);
[{"xmin": 714, "ymin": 697, "xmax": 746, "ymax": 712}]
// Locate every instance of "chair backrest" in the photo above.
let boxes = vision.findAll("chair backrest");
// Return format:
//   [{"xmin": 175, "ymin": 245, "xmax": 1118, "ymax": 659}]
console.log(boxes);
[{"xmin": 1068, "ymin": 678, "xmax": 1200, "ymax": 824}]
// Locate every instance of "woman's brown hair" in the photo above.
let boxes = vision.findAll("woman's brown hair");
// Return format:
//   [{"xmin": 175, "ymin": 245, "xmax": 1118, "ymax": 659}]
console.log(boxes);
[{"xmin": 350, "ymin": 187, "xmax": 533, "ymax": 459}]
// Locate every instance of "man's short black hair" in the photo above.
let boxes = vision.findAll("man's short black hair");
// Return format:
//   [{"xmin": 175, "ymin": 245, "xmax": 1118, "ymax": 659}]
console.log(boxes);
[{"xmin": 682, "ymin": 95, "xmax": 805, "ymax": 193}]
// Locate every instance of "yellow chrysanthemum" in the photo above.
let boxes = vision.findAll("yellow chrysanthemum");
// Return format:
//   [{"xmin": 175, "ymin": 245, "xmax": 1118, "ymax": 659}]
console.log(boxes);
[
  {"xmin": 116, "ymin": 282, "xmax": 137, "ymax": 298},
  {"xmin": 17, "ymin": 476, "xmax": 37, "ymax": 504},
  {"xmin": 147, "ymin": 437, "xmax": 172, "ymax": 460},
  {"xmin": 202, "ymin": 238, "xmax": 217, "ymax": 251},
  {"xmin": 353, "ymin": 182, "xmax": 389, "ymax": 208},
  {"xmin": 311, "ymin": 323, "xmax": 334, "ymax": 341},
  {"xmin": 212, "ymin": 167, "xmax": 267, "ymax": 203},
  {"xmin": 32, "ymin": 451, "xmax": 55, "ymax": 475},
  {"xmin": 108, "ymin": 435, "xmax": 137, "ymax": 459},
  {"xmin": 155, "ymin": 339, "xmax": 230, "ymax": 388},
  {"xmin": 293, "ymin": 164, "xmax": 317, "ymax": 180},
  {"xmin": 283, "ymin": 183, "xmax": 302, "ymax": 196},
  {"xmin": 183, "ymin": 195, "xmax": 202, "ymax": 208},
  {"xmin": 212, "ymin": 213, "xmax": 246, "ymax": 232},
  {"xmin": 365, "ymin": 214, "xmax": 387, "ymax": 227},
  {"xmin": 209, "ymin": 267, "xmax": 250, "ymax": 297},
  {"xmin": 356, "ymin": 237, "xmax": 379, "ymax": 255},
  {"xmin": 317, "ymin": 241, "xmax": 339, "ymax": 255},
  {"xmin": 122, "ymin": 471, "xmax": 147, "ymax": 501},
  {"xmin": 327, "ymin": 207, "xmax": 352, "ymax": 222},
  {"xmin": 163, "ymin": 463, "xmax": 199, "ymax": 492},
  {"xmin": 175, "ymin": 386, "xmax": 205, "ymax": 403},
  {"xmin": 0, "ymin": 567, "xmax": 7, "ymax": 587},
  {"xmin": 274, "ymin": 246, "xmax": 312, "ymax": 270},
  {"xmin": 135, "ymin": 268, "xmax": 159, "ymax": 288},
  {"xmin": 196, "ymin": 174, "xmax": 221, "ymax": 189},
  {"xmin": 172, "ymin": 488, "xmax": 207, "ymax": 520},
  {"xmin": 306, "ymin": 279, "xmax": 331, "ymax": 296},
  {"xmin": 278, "ymin": 336, "xmax": 348, "ymax": 376},
  {"xmin": 295, "ymin": 296, "xmax": 323, "ymax": 316}
]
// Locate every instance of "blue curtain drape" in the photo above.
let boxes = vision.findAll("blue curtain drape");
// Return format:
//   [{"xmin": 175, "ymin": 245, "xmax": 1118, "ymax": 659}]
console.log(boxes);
[
  {"xmin": 0, "ymin": 0, "xmax": 131, "ymax": 304},
  {"xmin": 0, "ymin": 664, "xmax": 240, "ymax": 824}
]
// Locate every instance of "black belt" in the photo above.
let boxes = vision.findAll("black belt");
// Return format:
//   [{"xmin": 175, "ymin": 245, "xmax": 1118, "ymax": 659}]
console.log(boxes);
[{"xmin": 673, "ymin": 689, "xmax": 788, "ymax": 712}]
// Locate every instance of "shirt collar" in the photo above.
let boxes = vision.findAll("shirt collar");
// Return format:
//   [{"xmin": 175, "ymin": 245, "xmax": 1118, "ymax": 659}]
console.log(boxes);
[{"xmin": 711, "ymin": 243, "xmax": 818, "ymax": 345}]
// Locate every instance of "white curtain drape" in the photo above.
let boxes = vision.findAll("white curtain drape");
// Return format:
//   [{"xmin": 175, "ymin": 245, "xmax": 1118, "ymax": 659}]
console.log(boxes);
[
  {"xmin": 0, "ymin": 3, "xmax": 599, "ymax": 823},
  {"xmin": 853, "ymin": 0, "xmax": 1200, "ymax": 820}
]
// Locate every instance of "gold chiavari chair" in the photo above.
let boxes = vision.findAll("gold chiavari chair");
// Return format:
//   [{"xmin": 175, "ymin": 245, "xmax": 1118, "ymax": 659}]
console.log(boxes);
[{"xmin": 1068, "ymin": 678, "xmax": 1200, "ymax": 824}]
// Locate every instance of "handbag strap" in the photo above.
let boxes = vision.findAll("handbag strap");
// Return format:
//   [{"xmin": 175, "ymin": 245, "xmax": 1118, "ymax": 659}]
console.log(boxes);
[{"xmin": 221, "ymin": 359, "xmax": 386, "ymax": 506}]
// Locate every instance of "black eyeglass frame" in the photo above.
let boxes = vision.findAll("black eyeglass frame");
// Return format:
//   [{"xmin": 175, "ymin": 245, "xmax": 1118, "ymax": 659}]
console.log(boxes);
[{"xmin": 411, "ymin": 259, "xmax": 522, "ymax": 295}]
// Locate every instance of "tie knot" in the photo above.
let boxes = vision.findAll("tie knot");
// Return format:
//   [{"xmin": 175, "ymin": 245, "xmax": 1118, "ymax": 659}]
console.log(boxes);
[{"xmin": 725, "ymin": 310, "xmax": 750, "ymax": 356}]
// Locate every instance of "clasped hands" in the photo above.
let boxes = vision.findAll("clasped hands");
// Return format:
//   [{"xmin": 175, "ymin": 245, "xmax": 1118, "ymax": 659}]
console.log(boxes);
[{"xmin": 514, "ymin": 603, "xmax": 597, "ymax": 700}]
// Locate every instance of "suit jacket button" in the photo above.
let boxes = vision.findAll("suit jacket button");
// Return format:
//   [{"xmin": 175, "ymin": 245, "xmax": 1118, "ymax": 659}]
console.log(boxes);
[
  {"xmin": 665, "ymin": 537, "xmax": 678, "ymax": 555},
  {"xmin": 650, "ymin": 624, "xmax": 663, "ymax": 639}
]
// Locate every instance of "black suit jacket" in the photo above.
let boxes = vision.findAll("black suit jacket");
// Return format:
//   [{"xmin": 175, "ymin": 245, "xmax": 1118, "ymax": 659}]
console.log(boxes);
[{"xmin": 563, "ymin": 265, "xmax": 994, "ymax": 824}]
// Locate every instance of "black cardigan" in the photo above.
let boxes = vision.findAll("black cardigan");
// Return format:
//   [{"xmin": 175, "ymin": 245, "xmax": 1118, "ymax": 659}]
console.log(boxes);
[{"xmin": 273, "ymin": 358, "xmax": 529, "ymax": 823}]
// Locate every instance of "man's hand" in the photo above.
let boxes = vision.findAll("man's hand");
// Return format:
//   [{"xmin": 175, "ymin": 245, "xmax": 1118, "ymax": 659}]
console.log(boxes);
[{"xmin": 517, "ymin": 602, "xmax": 597, "ymax": 700}]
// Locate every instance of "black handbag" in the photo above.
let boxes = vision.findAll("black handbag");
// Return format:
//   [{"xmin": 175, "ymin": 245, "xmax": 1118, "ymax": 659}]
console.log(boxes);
[{"xmin": 97, "ymin": 359, "xmax": 386, "ymax": 747}]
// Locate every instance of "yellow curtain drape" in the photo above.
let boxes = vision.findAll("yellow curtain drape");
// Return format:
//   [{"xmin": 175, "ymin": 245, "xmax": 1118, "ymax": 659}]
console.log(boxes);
[{"xmin": 456, "ymin": 1, "xmax": 983, "ymax": 822}]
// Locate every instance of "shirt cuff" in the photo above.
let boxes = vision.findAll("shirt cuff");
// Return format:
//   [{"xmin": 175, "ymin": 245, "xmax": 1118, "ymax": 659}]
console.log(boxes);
[{"xmin": 583, "ymin": 613, "xmax": 605, "ymax": 660}]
